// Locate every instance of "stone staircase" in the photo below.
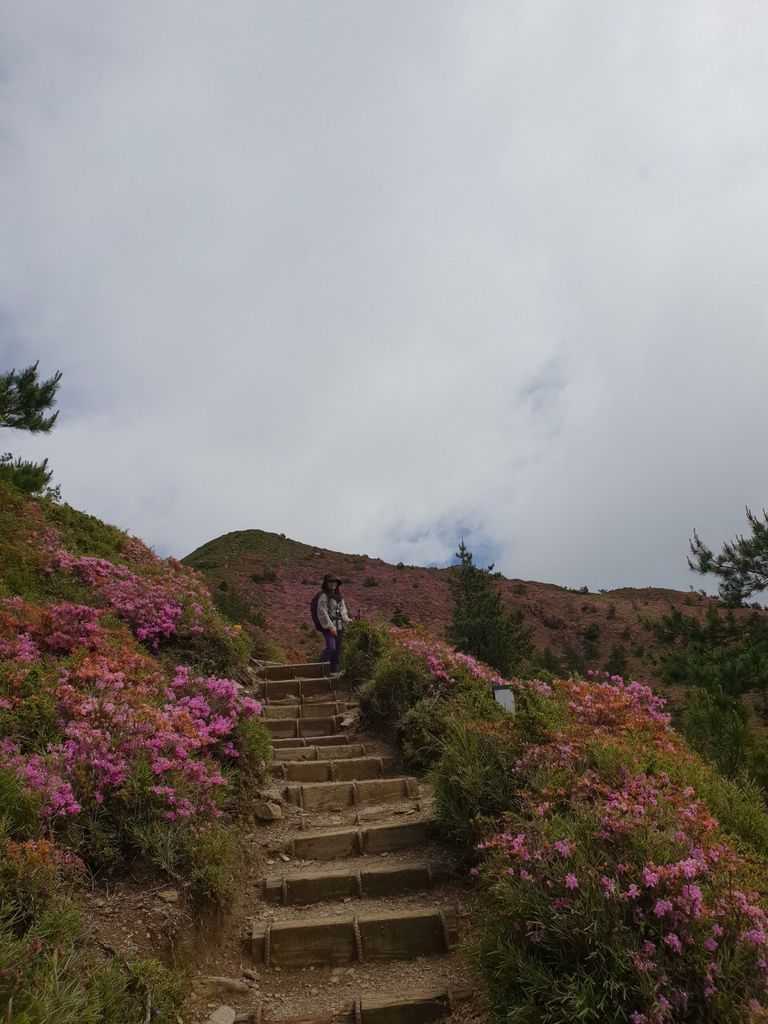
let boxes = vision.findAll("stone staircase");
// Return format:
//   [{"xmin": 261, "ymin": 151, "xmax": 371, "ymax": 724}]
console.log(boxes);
[{"xmin": 233, "ymin": 661, "xmax": 477, "ymax": 1024}]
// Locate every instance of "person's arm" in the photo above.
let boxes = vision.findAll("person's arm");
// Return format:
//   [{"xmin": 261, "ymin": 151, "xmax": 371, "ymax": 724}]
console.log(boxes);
[
  {"xmin": 340, "ymin": 600, "xmax": 350, "ymax": 626},
  {"xmin": 317, "ymin": 593, "xmax": 334, "ymax": 631}
]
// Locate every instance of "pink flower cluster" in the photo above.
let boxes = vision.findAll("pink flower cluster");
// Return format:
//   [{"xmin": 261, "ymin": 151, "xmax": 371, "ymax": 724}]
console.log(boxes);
[
  {"xmin": 47, "ymin": 549, "xmax": 188, "ymax": 648},
  {"xmin": 391, "ymin": 627, "xmax": 551, "ymax": 696},
  {"xmin": 0, "ymin": 597, "xmax": 262, "ymax": 824},
  {"xmin": 473, "ymin": 673, "xmax": 768, "ymax": 1020}
]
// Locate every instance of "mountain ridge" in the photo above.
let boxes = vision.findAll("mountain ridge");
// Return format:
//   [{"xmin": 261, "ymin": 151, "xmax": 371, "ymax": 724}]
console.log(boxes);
[{"xmin": 182, "ymin": 527, "xmax": 737, "ymax": 679}]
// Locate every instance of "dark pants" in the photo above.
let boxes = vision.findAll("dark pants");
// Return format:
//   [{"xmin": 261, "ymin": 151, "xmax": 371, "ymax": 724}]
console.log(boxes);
[{"xmin": 320, "ymin": 629, "xmax": 342, "ymax": 673}]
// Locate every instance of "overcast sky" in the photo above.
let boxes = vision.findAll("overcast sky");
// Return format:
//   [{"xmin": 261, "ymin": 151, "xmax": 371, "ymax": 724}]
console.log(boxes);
[{"xmin": 1, "ymin": 1, "xmax": 767, "ymax": 591}]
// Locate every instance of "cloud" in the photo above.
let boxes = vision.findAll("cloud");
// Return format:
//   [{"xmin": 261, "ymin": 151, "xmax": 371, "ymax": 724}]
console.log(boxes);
[{"xmin": 2, "ymin": 1, "xmax": 767, "ymax": 592}]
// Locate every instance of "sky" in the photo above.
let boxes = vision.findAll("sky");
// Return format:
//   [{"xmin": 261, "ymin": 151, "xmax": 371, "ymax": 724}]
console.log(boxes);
[{"xmin": 1, "ymin": 1, "xmax": 767, "ymax": 592}]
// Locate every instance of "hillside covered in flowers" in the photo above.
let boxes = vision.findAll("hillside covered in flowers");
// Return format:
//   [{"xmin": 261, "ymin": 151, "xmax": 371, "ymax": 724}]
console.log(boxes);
[
  {"xmin": 0, "ymin": 482, "xmax": 270, "ymax": 1023},
  {"xmin": 343, "ymin": 623, "xmax": 768, "ymax": 1023},
  {"xmin": 183, "ymin": 527, "xmax": 766, "ymax": 688}
]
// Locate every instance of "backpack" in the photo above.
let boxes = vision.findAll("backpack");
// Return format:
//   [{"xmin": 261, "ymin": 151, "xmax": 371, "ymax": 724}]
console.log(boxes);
[{"xmin": 310, "ymin": 592, "xmax": 323, "ymax": 631}]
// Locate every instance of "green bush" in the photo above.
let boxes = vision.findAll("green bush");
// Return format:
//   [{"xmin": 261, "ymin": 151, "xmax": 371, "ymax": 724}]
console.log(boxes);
[
  {"xmin": 390, "ymin": 605, "xmax": 411, "ymax": 627},
  {"xmin": 341, "ymin": 619, "xmax": 389, "ymax": 684},
  {"xmin": 359, "ymin": 648, "xmax": 432, "ymax": 727},
  {"xmin": 233, "ymin": 716, "xmax": 273, "ymax": 800},
  {"xmin": 433, "ymin": 686, "xmax": 565, "ymax": 856},
  {"xmin": 0, "ymin": 832, "xmax": 185, "ymax": 1024},
  {"xmin": 0, "ymin": 768, "xmax": 41, "ymax": 839},
  {"xmin": 164, "ymin": 600, "xmax": 252, "ymax": 676},
  {"xmin": 400, "ymin": 697, "xmax": 451, "ymax": 771}
]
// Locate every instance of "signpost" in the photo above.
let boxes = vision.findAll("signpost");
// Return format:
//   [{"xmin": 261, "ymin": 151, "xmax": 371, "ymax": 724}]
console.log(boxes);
[{"xmin": 492, "ymin": 684, "xmax": 516, "ymax": 713}]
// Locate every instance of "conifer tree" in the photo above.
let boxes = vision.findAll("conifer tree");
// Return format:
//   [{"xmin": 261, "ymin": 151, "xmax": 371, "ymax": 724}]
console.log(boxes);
[
  {"xmin": 447, "ymin": 540, "xmax": 533, "ymax": 676},
  {"xmin": 0, "ymin": 362, "xmax": 62, "ymax": 497},
  {"xmin": 689, "ymin": 508, "xmax": 768, "ymax": 605}
]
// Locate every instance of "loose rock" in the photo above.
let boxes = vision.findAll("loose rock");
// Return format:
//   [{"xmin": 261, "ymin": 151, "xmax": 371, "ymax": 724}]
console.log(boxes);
[
  {"xmin": 254, "ymin": 800, "xmax": 283, "ymax": 821},
  {"xmin": 206, "ymin": 1008, "xmax": 236, "ymax": 1024},
  {"xmin": 195, "ymin": 976, "xmax": 250, "ymax": 996}
]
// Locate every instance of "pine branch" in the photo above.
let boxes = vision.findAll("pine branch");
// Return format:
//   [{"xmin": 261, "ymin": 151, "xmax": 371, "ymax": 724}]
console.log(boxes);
[{"xmin": 0, "ymin": 361, "xmax": 62, "ymax": 433}]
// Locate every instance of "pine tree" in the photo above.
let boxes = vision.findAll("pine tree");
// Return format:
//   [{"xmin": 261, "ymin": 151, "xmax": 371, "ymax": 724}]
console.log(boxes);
[
  {"xmin": 689, "ymin": 508, "xmax": 768, "ymax": 605},
  {"xmin": 0, "ymin": 362, "xmax": 62, "ymax": 496},
  {"xmin": 447, "ymin": 540, "xmax": 533, "ymax": 676}
]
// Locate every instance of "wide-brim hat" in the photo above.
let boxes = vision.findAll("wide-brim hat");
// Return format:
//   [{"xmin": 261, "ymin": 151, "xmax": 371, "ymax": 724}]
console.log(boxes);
[{"xmin": 322, "ymin": 573, "xmax": 341, "ymax": 585}]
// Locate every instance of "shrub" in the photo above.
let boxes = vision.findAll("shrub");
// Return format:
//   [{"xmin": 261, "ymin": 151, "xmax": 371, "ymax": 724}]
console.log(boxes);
[
  {"xmin": 359, "ymin": 648, "xmax": 432, "ymax": 727},
  {"xmin": 0, "ymin": 832, "xmax": 185, "ymax": 1023},
  {"xmin": 680, "ymin": 687, "xmax": 754, "ymax": 780},
  {"xmin": 362, "ymin": 576, "xmax": 378, "ymax": 588},
  {"xmin": 390, "ymin": 605, "xmax": 411, "ymax": 628},
  {"xmin": 603, "ymin": 642, "xmax": 628, "ymax": 678},
  {"xmin": 250, "ymin": 570, "xmax": 277, "ymax": 583},
  {"xmin": 340, "ymin": 619, "xmax": 389, "ymax": 684},
  {"xmin": 448, "ymin": 674, "xmax": 768, "ymax": 1023}
]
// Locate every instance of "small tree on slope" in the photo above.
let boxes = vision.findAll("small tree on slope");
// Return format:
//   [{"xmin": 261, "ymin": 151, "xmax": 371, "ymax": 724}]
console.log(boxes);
[
  {"xmin": 447, "ymin": 540, "xmax": 533, "ymax": 676},
  {"xmin": 0, "ymin": 361, "xmax": 62, "ymax": 497},
  {"xmin": 689, "ymin": 507, "xmax": 768, "ymax": 606}
]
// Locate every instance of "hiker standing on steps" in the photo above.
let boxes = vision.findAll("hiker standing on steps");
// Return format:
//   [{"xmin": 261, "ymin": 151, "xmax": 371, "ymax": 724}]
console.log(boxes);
[{"xmin": 312, "ymin": 573, "xmax": 349, "ymax": 673}]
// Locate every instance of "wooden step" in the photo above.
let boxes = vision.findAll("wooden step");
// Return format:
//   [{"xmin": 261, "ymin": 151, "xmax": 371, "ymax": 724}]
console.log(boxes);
[
  {"xmin": 266, "ymin": 717, "xmax": 341, "ymax": 739},
  {"xmin": 358, "ymin": 987, "xmax": 473, "ymax": 1024},
  {"xmin": 258, "ymin": 662, "xmax": 331, "ymax": 681},
  {"xmin": 259, "ymin": 678, "xmax": 337, "ymax": 700},
  {"xmin": 271, "ymin": 735, "xmax": 351, "ymax": 749},
  {"xmin": 248, "ymin": 906, "xmax": 457, "ymax": 967},
  {"xmin": 264, "ymin": 860, "xmax": 451, "ymax": 905},
  {"xmin": 264, "ymin": 702, "xmax": 350, "ymax": 721},
  {"xmin": 272, "ymin": 744, "xmax": 367, "ymax": 763},
  {"xmin": 234, "ymin": 986, "xmax": 472, "ymax": 1023},
  {"xmin": 273, "ymin": 756, "xmax": 396, "ymax": 783},
  {"xmin": 283, "ymin": 776, "xmax": 419, "ymax": 810},
  {"xmin": 289, "ymin": 820, "xmax": 434, "ymax": 860},
  {"xmin": 264, "ymin": 690, "xmax": 347, "ymax": 706}
]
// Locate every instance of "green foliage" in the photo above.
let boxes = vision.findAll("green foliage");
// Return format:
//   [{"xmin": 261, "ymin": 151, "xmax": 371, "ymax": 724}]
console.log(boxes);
[
  {"xmin": 0, "ymin": 454, "xmax": 56, "ymax": 497},
  {"xmin": 86, "ymin": 958, "xmax": 185, "ymax": 1024},
  {"xmin": 653, "ymin": 605, "xmax": 768, "ymax": 696},
  {"xmin": 448, "ymin": 541, "xmax": 533, "ymax": 676},
  {"xmin": 400, "ymin": 680, "xmax": 505, "ymax": 773},
  {"xmin": 45, "ymin": 500, "xmax": 128, "ymax": 560},
  {"xmin": 362, "ymin": 576, "xmax": 378, "ymax": 587},
  {"xmin": 534, "ymin": 646, "xmax": 564, "ymax": 677},
  {"xmin": 603, "ymin": 643, "xmax": 628, "ymax": 677},
  {"xmin": 250, "ymin": 569, "xmax": 277, "ymax": 583},
  {"xmin": 0, "ymin": 362, "xmax": 62, "ymax": 498},
  {"xmin": 233, "ymin": 716, "xmax": 272, "ymax": 799},
  {"xmin": 681, "ymin": 687, "xmax": 752, "ymax": 779},
  {"xmin": 0, "ymin": 768, "xmax": 41, "ymax": 839},
  {"xmin": 561, "ymin": 643, "xmax": 586, "ymax": 676},
  {"xmin": 433, "ymin": 687, "xmax": 566, "ymax": 857},
  {"xmin": 390, "ymin": 605, "xmax": 411, "ymax": 627},
  {"xmin": 359, "ymin": 648, "xmax": 432, "ymax": 727},
  {"xmin": 581, "ymin": 622, "xmax": 601, "ymax": 661},
  {"xmin": 690, "ymin": 507, "xmax": 768, "ymax": 604},
  {"xmin": 0, "ymin": 362, "xmax": 61, "ymax": 433},
  {"xmin": 161, "ymin": 601, "xmax": 253, "ymax": 677},
  {"xmin": 0, "ymin": 830, "xmax": 185, "ymax": 1024},
  {"xmin": 340, "ymin": 619, "xmax": 389, "ymax": 683}
]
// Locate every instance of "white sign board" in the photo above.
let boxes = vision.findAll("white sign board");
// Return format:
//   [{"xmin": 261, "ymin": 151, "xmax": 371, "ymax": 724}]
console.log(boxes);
[{"xmin": 493, "ymin": 687, "xmax": 515, "ymax": 713}]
